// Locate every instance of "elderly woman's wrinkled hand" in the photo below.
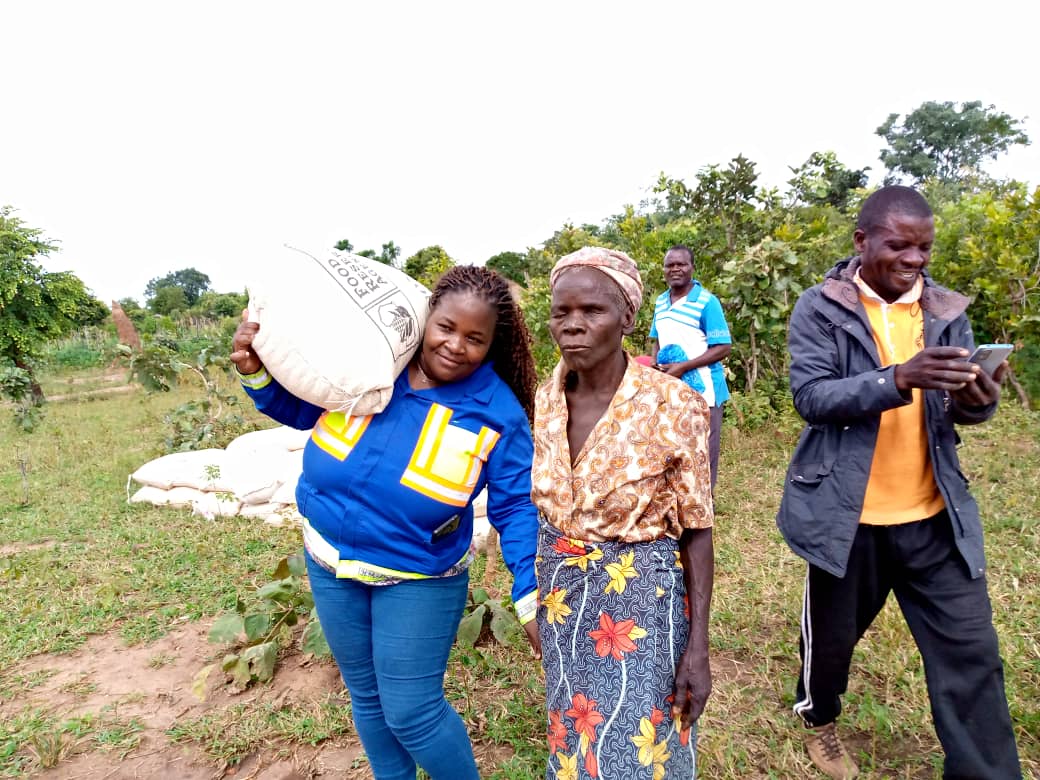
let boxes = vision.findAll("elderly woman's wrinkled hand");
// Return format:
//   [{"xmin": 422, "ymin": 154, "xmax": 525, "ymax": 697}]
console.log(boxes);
[
  {"xmin": 230, "ymin": 309, "xmax": 263, "ymax": 375},
  {"xmin": 522, "ymin": 620, "xmax": 542, "ymax": 660},
  {"xmin": 672, "ymin": 647, "xmax": 712, "ymax": 729}
]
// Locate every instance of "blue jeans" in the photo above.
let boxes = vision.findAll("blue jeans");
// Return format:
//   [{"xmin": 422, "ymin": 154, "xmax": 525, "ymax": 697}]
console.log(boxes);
[{"xmin": 306, "ymin": 554, "xmax": 479, "ymax": 780}]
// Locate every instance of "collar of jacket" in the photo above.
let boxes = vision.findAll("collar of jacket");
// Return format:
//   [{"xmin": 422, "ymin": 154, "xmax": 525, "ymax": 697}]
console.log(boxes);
[
  {"xmin": 820, "ymin": 256, "xmax": 970, "ymax": 322},
  {"xmin": 397, "ymin": 360, "xmax": 500, "ymax": 406}
]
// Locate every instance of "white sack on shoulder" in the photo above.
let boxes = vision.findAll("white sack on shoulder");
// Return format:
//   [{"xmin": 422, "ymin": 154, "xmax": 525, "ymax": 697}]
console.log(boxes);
[{"xmin": 248, "ymin": 247, "xmax": 431, "ymax": 415}]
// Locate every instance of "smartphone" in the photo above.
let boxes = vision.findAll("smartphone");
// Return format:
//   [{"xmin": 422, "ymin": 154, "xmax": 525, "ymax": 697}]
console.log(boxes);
[
  {"xmin": 430, "ymin": 514, "xmax": 461, "ymax": 543},
  {"xmin": 967, "ymin": 344, "xmax": 1013, "ymax": 376}
]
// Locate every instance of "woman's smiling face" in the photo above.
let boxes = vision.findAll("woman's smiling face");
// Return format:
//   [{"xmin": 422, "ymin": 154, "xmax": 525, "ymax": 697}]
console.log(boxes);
[{"xmin": 419, "ymin": 291, "xmax": 496, "ymax": 384}]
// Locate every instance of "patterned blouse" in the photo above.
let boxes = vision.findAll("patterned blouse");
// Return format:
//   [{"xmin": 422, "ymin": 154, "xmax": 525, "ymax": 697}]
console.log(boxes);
[{"xmin": 532, "ymin": 355, "xmax": 713, "ymax": 542}]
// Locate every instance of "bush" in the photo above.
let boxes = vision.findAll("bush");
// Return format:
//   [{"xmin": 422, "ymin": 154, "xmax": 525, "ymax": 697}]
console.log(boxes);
[
  {"xmin": 0, "ymin": 363, "xmax": 42, "ymax": 432},
  {"xmin": 725, "ymin": 379, "xmax": 802, "ymax": 435},
  {"xmin": 118, "ymin": 342, "xmax": 257, "ymax": 452},
  {"xmin": 1010, "ymin": 342, "xmax": 1040, "ymax": 410},
  {"xmin": 42, "ymin": 329, "xmax": 118, "ymax": 370}
]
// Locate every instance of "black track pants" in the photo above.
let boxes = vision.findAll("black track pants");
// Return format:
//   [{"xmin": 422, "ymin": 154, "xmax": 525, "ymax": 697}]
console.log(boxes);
[{"xmin": 793, "ymin": 511, "xmax": 1021, "ymax": 779}]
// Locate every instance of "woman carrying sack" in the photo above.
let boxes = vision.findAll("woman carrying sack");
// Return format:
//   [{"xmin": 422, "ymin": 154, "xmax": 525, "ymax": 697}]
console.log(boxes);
[{"xmin": 231, "ymin": 265, "xmax": 541, "ymax": 780}]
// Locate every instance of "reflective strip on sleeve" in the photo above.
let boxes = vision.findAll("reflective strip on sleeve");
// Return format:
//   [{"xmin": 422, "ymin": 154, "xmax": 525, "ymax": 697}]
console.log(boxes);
[
  {"xmin": 239, "ymin": 368, "xmax": 272, "ymax": 390},
  {"xmin": 514, "ymin": 590, "xmax": 539, "ymax": 625}
]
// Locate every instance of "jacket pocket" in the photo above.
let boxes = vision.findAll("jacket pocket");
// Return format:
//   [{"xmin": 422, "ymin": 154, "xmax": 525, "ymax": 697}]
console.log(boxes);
[{"xmin": 788, "ymin": 461, "xmax": 833, "ymax": 486}]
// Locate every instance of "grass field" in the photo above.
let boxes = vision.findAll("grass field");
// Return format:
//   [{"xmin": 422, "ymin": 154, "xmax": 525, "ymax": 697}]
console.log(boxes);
[{"xmin": 0, "ymin": 367, "xmax": 1036, "ymax": 778}]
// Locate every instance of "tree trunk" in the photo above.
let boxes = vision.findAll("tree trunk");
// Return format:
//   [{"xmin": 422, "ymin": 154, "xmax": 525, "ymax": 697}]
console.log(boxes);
[
  {"xmin": 13, "ymin": 358, "xmax": 45, "ymax": 405},
  {"xmin": 482, "ymin": 527, "xmax": 500, "ymax": 593},
  {"xmin": 747, "ymin": 325, "xmax": 759, "ymax": 391},
  {"xmin": 1004, "ymin": 366, "xmax": 1030, "ymax": 409}
]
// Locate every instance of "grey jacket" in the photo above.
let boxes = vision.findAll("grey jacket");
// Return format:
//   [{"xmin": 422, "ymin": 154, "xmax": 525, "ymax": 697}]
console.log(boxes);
[{"xmin": 776, "ymin": 257, "xmax": 997, "ymax": 579}]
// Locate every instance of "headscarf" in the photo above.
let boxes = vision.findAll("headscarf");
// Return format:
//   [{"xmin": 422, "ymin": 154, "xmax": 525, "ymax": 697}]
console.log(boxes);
[{"xmin": 549, "ymin": 246, "xmax": 644, "ymax": 314}]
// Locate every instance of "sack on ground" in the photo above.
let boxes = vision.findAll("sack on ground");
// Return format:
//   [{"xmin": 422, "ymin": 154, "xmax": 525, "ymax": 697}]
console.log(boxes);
[
  {"xmin": 131, "ymin": 450, "xmax": 228, "ymax": 491},
  {"xmin": 224, "ymin": 425, "xmax": 311, "ymax": 456},
  {"xmin": 129, "ymin": 485, "xmax": 206, "ymax": 508}
]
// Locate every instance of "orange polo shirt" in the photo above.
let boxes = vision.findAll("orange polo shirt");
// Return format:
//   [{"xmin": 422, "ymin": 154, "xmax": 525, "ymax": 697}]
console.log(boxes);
[{"xmin": 855, "ymin": 274, "xmax": 945, "ymax": 525}]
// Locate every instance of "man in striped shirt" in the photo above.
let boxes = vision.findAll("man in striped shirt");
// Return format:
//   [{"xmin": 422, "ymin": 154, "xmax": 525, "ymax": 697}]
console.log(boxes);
[{"xmin": 650, "ymin": 245, "xmax": 732, "ymax": 490}]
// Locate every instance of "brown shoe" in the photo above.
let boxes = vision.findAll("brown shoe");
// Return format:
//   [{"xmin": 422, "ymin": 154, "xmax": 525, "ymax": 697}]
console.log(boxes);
[{"xmin": 805, "ymin": 722, "xmax": 859, "ymax": 779}]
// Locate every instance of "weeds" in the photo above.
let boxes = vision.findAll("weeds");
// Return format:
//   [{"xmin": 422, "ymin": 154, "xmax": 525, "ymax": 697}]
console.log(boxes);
[
  {"xmin": 195, "ymin": 553, "xmax": 330, "ymax": 698},
  {"xmin": 118, "ymin": 343, "xmax": 256, "ymax": 452},
  {"xmin": 1, "ymin": 709, "xmax": 144, "ymax": 774},
  {"xmin": 167, "ymin": 698, "xmax": 354, "ymax": 763},
  {"xmin": 40, "ymin": 328, "xmax": 117, "ymax": 371},
  {"xmin": 456, "ymin": 586, "xmax": 524, "ymax": 650}
]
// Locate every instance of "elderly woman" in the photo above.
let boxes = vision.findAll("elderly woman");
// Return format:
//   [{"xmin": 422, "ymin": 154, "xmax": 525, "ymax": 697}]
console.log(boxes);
[{"xmin": 533, "ymin": 247, "xmax": 715, "ymax": 780}]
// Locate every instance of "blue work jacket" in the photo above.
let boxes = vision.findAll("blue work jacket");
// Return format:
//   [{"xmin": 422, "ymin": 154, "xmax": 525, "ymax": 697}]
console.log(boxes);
[{"xmin": 242, "ymin": 361, "xmax": 539, "ymax": 604}]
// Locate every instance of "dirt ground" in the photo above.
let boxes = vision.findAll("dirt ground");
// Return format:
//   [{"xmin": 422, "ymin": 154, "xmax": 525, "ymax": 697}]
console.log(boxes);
[
  {"xmin": 3, "ymin": 374, "xmax": 372, "ymax": 777},
  {"xmin": 3, "ymin": 623, "xmax": 366, "ymax": 779},
  {"xmin": 46, "ymin": 372, "xmax": 136, "ymax": 403}
]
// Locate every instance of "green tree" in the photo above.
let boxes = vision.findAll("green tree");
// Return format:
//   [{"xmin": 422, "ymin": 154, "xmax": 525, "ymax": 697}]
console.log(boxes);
[
  {"xmin": 191, "ymin": 290, "xmax": 249, "ymax": 319},
  {"xmin": 0, "ymin": 207, "xmax": 95, "ymax": 406},
  {"xmin": 521, "ymin": 224, "xmax": 604, "ymax": 285},
  {"xmin": 715, "ymin": 238, "xmax": 809, "ymax": 392},
  {"xmin": 72, "ymin": 295, "xmax": 110, "ymax": 327},
  {"xmin": 655, "ymin": 155, "xmax": 772, "ymax": 264},
  {"xmin": 787, "ymin": 151, "xmax": 870, "ymax": 212},
  {"xmin": 145, "ymin": 268, "xmax": 211, "ymax": 308},
  {"xmin": 931, "ymin": 184, "xmax": 1040, "ymax": 406},
  {"xmin": 379, "ymin": 241, "xmax": 401, "ymax": 267},
  {"xmin": 519, "ymin": 276, "xmax": 557, "ymax": 379},
  {"xmin": 402, "ymin": 245, "xmax": 455, "ymax": 289},
  {"xmin": 486, "ymin": 251, "xmax": 527, "ymax": 285},
  {"xmin": 877, "ymin": 100, "xmax": 1030, "ymax": 185},
  {"xmin": 335, "ymin": 239, "xmax": 401, "ymax": 267},
  {"xmin": 150, "ymin": 285, "xmax": 188, "ymax": 315}
]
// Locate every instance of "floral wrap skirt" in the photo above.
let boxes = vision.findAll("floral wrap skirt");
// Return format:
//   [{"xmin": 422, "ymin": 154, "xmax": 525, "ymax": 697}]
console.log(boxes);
[{"xmin": 536, "ymin": 520, "xmax": 697, "ymax": 780}]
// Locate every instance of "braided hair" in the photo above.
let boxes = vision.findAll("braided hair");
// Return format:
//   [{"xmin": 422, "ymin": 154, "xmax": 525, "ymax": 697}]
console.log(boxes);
[{"xmin": 428, "ymin": 265, "xmax": 538, "ymax": 424}]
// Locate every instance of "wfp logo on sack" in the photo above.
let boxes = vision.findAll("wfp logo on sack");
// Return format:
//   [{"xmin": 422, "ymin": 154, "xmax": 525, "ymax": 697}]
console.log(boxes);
[
  {"xmin": 319, "ymin": 249, "xmax": 428, "ymax": 361},
  {"xmin": 379, "ymin": 303, "xmax": 416, "ymax": 344}
]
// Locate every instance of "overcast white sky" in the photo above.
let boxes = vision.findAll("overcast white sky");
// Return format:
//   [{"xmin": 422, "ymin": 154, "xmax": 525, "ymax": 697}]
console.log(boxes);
[{"xmin": 4, "ymin": 0, "xmax": 1038, "ymax": 305}]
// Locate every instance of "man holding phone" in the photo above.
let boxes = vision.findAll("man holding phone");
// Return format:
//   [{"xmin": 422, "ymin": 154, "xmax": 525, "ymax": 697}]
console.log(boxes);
[{"xmin": 777, "ymin": 186, "xmax": 1020, "ymax": 778}]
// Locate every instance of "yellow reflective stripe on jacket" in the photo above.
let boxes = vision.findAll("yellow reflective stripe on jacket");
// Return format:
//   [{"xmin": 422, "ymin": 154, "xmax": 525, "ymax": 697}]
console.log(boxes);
[
  {"xmin": 238, "ymin": 367, "xmax": 272, "ymax": 390},
  {"xmin": 311, "ymin": 411, "xmax": 372, "ymax": 461},
  {"xmin": 400, "ymin": 403, "xmax": 499, "ymax": 506}
]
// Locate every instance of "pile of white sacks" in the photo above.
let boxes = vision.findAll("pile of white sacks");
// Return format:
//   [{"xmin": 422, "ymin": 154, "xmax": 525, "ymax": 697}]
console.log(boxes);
[
  {"xmin": 128, "ymin": 425, "xmax": 492, "ymax": 545},
  {"xmin": 128, "ymin": 425, "xmax": 310, "ymax": 525}
]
